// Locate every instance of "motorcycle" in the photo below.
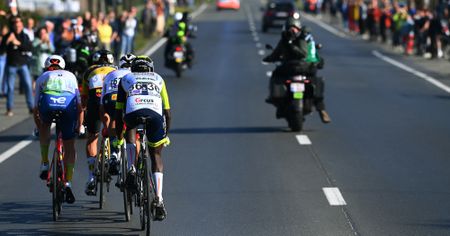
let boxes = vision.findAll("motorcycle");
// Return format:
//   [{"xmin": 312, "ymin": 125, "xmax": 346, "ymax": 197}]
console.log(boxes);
[
  {"xmin": 165, "ymin": 44, "xmax": 189, "ymax": 78},
  {"xmin": 263, "ymin": 44, "xmax": 321, "ymax": 132}
]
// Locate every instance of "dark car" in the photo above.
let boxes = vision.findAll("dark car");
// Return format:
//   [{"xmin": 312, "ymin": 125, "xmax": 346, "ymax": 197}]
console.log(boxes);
[{"xmin": 262, "ymin": 1, "xmax": 299, "ymax": 33}]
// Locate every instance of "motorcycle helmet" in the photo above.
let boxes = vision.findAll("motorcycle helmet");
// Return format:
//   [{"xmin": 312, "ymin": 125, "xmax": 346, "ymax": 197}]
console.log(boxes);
[
  {"xmin": 44, "ymin": 55, "xmax": 66, "ymax": 70},
  {"xmin": 131, "ymin": 55, "xmax": 154, "ymax": 73},
  {"xmin": 285, "ymin": 16, "xmax": 302, "ymax": 30},
  {"xmin": 174, "ymin": 12, "xmax": 183, "ymax": 21},
  {"xmin": 92, "ymin": 49, "xmax": 114, "ymax": 65},
  {"xmin": 119, "ymin": 53, "xmax": 136, "ymax": 69}
]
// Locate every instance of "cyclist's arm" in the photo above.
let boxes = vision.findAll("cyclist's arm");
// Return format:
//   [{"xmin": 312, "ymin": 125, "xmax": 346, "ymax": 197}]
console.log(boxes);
[
  {"xmin": 115, "ymin": 79, "xmax": 126, "ymax": 140},
  {"xmin": 100, "ymin": 79, "xmax": 107, "ymax": 126},
  {"xmin": 161, "ymin": 80, "xmax": 171, "ymax": 133},
  {"xmin": 75, "ymin": 87, "xmax": 84, "ymax": 132}
]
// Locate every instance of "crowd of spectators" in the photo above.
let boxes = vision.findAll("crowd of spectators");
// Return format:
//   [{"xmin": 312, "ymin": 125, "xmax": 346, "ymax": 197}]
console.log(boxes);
[
  {"xmin": 0, "ymin": 0, "xmax": 173, "ymax": 117},
  {"xmin": 310, "ymin": 0, "xmax": 450, "ymax": 59}
]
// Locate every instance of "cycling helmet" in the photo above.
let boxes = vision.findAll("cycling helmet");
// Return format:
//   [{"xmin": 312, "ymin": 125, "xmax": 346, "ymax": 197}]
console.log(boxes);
[
  {"xmin": 119, "ymin": 53, "xmax": 136, "ymax": 69},
  {"xmin": 285, "ymin": 16, "xmax": 302, "ymax": 30},
  {"xmin": 92, "ymin": 49, "xmax": 114, "ymax": 65},
  {"xmin": 131, "ymin": 55, "xmax": 154, "ymax": 73},
  {"xmin": 174, "ymin": 12, "xmax": 183, "ymax": 21},
  {"xmin": 44, "ymin": 55, "xmax": 65, "ymax": 70}
]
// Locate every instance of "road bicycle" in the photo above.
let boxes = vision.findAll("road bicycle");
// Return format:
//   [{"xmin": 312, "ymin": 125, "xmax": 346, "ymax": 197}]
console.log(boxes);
[
  {"xmin": 45, "ymin": 111, "xmax": 66, "ymax": 221},
  {"xmin": 94, "ymin": 129, "xmax": 113, "ymax": 209},
  {"xmin": 135, "ymin": 117, "xmax": 157, "ymax": 235},
  {"xmin": 118, "ymin": 143, "xmax": 132, "ymax": 222}
]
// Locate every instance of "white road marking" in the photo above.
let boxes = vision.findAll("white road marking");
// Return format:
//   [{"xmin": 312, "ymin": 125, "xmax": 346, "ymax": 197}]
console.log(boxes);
[
  {"xmin": 302, "ymin": 14, "xmax": 346, "ymax": 38},
  {"xmin": 296, "ymin": 134, "xmax": 312, "ymax": 145},
  {"xmin": 0, "ymin": 137, "xmax": 33, "ymax": 164},
  {"xmin": 373, "ymin": 50, "xmax": 450, "ymax": 94},
  {"xmin": 254, "ymin": 36, "xmax": 260, "ymax": 42},
  {"xmin": 256, "ymin": 43, "xmax": 262, "ymax": 48},
  {"xmin": 266, "ymin": 71, "xmax": 272, "ymax": 77},
  {"xmin": 258, "ymin": 50, "xmax": 265, "ymax": 55},
  {"xmin": 323, "ymin": 187, "xmax": 347, "ymax": 206}
]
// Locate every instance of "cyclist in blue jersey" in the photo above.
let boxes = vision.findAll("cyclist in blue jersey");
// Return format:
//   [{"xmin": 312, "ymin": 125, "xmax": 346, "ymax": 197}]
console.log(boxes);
[
  {"xmin": 100, "ymin": 53, "xmax": 135, "ymax": 175},
  {"xmin": 33, "ymin": 55, "xmax": 83, "ymax": 204}
]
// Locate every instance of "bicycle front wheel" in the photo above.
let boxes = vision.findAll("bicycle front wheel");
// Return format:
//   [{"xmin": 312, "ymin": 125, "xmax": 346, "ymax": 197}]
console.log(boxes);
[{"xmin": 121, "ymin": 146, "xmax": 131, "ymax": 221}]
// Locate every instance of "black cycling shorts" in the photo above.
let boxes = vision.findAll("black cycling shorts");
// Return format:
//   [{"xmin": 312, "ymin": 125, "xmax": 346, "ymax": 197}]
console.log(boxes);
[
  {"xmin": 124, "ymin": 109, "xmax": 168, "ymax": 147},
  {"xmin": 86, "ymin": 91, "xmax": 101, "ymax": 134},
  {"xmin": 102, "ymin": 93, "xmax": 117, "ymax": 118}
]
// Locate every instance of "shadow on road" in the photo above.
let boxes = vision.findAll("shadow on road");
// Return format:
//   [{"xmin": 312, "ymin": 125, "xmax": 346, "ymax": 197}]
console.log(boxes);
[
  {"xmin": 0, "ymin": 134, "xmax": 31, "ymax": 142},
  {"xmin": 0, "ymin": 200, "xmax": 140, "ymax": 235},
  {"xmin": 171, "ymin": 126, "xmax": 288, "ymax": 134}
]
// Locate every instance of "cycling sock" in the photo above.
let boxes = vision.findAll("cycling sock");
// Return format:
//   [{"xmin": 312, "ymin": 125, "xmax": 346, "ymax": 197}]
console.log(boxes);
[
  {"xmin": 40, "ymin": 144, "xmax": 49, "ymax": 164},
  {"xmin": 87, "ymin": 156, "xmax": 96, "ymax": 179},
  {"xmin": 126, "ymin": 143, "xmax": 136, "ymax": 170},
  {"xmin": 65, "ymin": 163, "xmax": 74, "ymax": 182},
  {"xmin": 153, "ymin": 172, "xmax": 163, "ymax": 202}
]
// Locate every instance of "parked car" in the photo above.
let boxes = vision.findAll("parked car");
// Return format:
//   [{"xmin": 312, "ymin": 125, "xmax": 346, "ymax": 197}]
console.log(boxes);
[
  {"xmin": 216, "ymin": 0, "xmax": 240, "ymax": 10},
  {"xmin": 262, "ymin": 0, "xmax": 299, "ymax": 32}
]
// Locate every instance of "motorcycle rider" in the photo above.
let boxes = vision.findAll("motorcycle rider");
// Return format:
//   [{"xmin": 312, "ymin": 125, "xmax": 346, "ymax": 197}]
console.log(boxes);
[
  {"xmin": 164, "ymin": 12, "xmax": 195, "ymax": 68},
  {"xmin": 262, "ymin": 16, "xmax": 331, "ymax": 123}
]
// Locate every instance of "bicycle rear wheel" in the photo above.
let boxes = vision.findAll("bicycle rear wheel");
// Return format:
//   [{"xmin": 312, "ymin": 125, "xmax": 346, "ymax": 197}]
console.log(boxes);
[
  {"xmin": 99, "ymin": 137, "xmax": 110, "ymax": 209},
  {"xmin": 143, "ymin": 156, "xmax": 152, "ymax": 236},
  {"xmin": 52, "ymin": 149, "xmax": 62, "ymax": 221},
  {"xmin": 121, "ymin": 146, "xmax": 132, "ymax": 221}
]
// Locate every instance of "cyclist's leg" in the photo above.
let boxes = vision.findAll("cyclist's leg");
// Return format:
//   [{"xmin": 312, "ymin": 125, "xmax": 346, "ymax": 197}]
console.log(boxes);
[
  {"xmin": 146, "ymin": 111, "xmax": 169, "ymax": 220},
  {"xmin": 85, "ymin": 98, "xmax": 101, "ymax": 193},
  {"xmin": 37, "ymin": 95, "xmax": 54, "ymax": 179}
]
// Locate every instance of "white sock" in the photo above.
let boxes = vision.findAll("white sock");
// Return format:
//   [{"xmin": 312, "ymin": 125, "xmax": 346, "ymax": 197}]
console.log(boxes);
[
  {"xmin": 87, "ymin": 156, "xmax": 96, "ymax": 179},
  {"xmin": 126, "ymin": 143, "xmax": 136, "ymax": 170},
  {"xmin": 153, "ymin": 172, "xmax": 163, "ymax": 202}
]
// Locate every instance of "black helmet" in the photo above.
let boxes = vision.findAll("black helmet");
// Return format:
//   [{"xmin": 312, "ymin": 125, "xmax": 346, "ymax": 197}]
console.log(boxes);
[
  {"xmin": 131, "ymin": 55, "xmax": 154, "ymax": 73},
  {"xmin": 119, "ymin": 53, "xmax": 136, "ymax": 69},
  {"xmin": 285, "ymin": 16, "xmax": 302, "ymax": 30},
  {"xmin": 92, "ymin": 49, "xmax": 114, "ymax": 65}
]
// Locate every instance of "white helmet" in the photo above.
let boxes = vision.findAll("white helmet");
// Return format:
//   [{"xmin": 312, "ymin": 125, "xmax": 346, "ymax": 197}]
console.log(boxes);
[
  {"xmin": 174, "ymin": 12, "xmax": 183, "ymax": 21},
  {"xmin": 119, "ymin": 53, "xmax": 136, "ymax": 68},
  {"xmin": 44, "ymin": 55, "xmax": 65, "ymax": 70}
]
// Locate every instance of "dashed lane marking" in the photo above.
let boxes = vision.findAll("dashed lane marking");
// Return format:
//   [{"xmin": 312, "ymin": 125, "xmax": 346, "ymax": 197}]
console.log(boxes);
[
  {"xmin": 296, "ymin": 134, "xmax": 312, "ymax": 145},
  {"xmin": 323, "ymin": 187, "xmax": 347, "ymax": 206}
]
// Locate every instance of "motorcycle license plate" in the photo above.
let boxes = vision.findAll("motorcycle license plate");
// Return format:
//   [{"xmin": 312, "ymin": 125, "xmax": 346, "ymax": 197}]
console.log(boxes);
[
  {"xmin": 174, "ymin": 51, "xmax": 184, "ymax": 58},
  {"xmin": 175, "ymin": 58, "xmax": 183, "ymax": 63},
  {"xmin": 290, "ymin": 83, "xmax": 305, "ymax": 92}
]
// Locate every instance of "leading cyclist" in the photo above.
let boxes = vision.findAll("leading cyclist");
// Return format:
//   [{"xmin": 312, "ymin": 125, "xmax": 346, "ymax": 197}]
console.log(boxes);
[
  {"xmin": 115, "ymin": 56, "xmax": 171, "ymax": 221},
  {"xmin": 33, "ymin": 55, "xmax": 83, "ymax": 204}
]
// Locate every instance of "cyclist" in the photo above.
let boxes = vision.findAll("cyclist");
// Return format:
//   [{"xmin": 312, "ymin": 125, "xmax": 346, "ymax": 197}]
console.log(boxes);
[
  {"xmin": 100, "ymin": 53, "xmax": 135, "ymax": 175},
  {"xmin": 115, "ymin": 56, "xmax": 171, "ymax": 221},
  {"xmin": 81, "ymin": 49, "xmax": 117, "ymax": 195},
  {"xmin": 33, "ymin": 55, "xmax": 83, "ymax": 204}
]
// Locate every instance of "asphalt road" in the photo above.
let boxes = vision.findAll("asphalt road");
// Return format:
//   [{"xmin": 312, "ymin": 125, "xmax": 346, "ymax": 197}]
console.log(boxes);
[{"xmin": 1, "ymin": 0, "xmax": 450, "ymax": 235}]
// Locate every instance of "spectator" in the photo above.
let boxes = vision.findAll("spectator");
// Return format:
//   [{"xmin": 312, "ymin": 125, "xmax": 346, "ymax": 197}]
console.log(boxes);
[
  {"xmin": 45, "ymin": 20, "xmax": 56, "ymax": 50},
  {"xmin": 23, "ymin": 17, "xmax": 35, "ymax": 42},
  {"xmin": 413, "ymin": 8, "xmax": 430, "ymax": 56},
  {"xmin": 108, "ymin": 10, "xmax": 120, "ymax": 58},
  {"xmin": 156, "ymin": 0, "xmax": 166, "ymax": 36},
  {"xmin": 0, "ymin": 24, "xmax": 8, "ymax": 96},
  {"xmin": 121, "ymin": 9, "xmax": 137, "ymax": 54},
  {"xmin": 98, "ymin": 17, "xmax": 113, "ymax": 50},
  {"xmin": 141, "ymin": 1, "xmax": 157, "ymax": 37},
  {"xmin": 31, "ymin": 27, "xmax": 54, "ymax": 84},
  {"xmin": 428, "ymin": 10, "xmax": 444, "ymax": 58},
  {"xmin": 74, "ymin": 16, "xmax": 84, "ymax": 40},
  {"xmin": 1, "ymin": 16, "xmax": 33, "ymax": 116},
  {"xmin": 55, "ymin": 19, "xmax": 75, "ymax": 55},
  {"xmin": 83, "ymin": 11, "xmax": 92, "ymax": 31}
]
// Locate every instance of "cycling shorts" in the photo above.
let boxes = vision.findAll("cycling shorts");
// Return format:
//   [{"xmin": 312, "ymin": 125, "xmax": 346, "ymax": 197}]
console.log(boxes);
[
  {"xmin": 38, "ymin": 93, "xmax": 78, "ymax": 140},
  {"xmin": 86, "ymin": 90, "xmax": 101, "ymax": 134},
  {"xmin": 102, "ymin": 93, "xmax": 117, "ymax": 118},
  {"xmin": 124, "ymin": 109, "xmax": 168, "ymax": 147}
]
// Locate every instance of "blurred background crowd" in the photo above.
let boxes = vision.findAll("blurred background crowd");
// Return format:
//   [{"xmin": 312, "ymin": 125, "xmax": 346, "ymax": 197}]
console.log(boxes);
[
  {"xmin": 0, "ymin": 0, "xmax": 196, "ymax": 116},
  {"xmin": 304, "ymin": 0, "xmax": 450, "ymax": 59}
]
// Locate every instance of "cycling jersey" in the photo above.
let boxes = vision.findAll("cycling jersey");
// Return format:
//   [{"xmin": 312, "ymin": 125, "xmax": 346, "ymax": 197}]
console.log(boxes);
[
  {"xmin": 116, "ymin": 71, "xmax": 171, "ymax": 147},
  {"xmin": 101, "ymin": 69, "xmax": 131, "ymax": 117},
  {"xmin": 116, "ymin": 72, "xmax": 170, "ymax": 116},
  {"xmin": 35, "ymin": 70, "xmax": 80, "ymax": 140},
  {"xmin": 82, "ymin": 64, "xmax": 117, "ymax": 133}
]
